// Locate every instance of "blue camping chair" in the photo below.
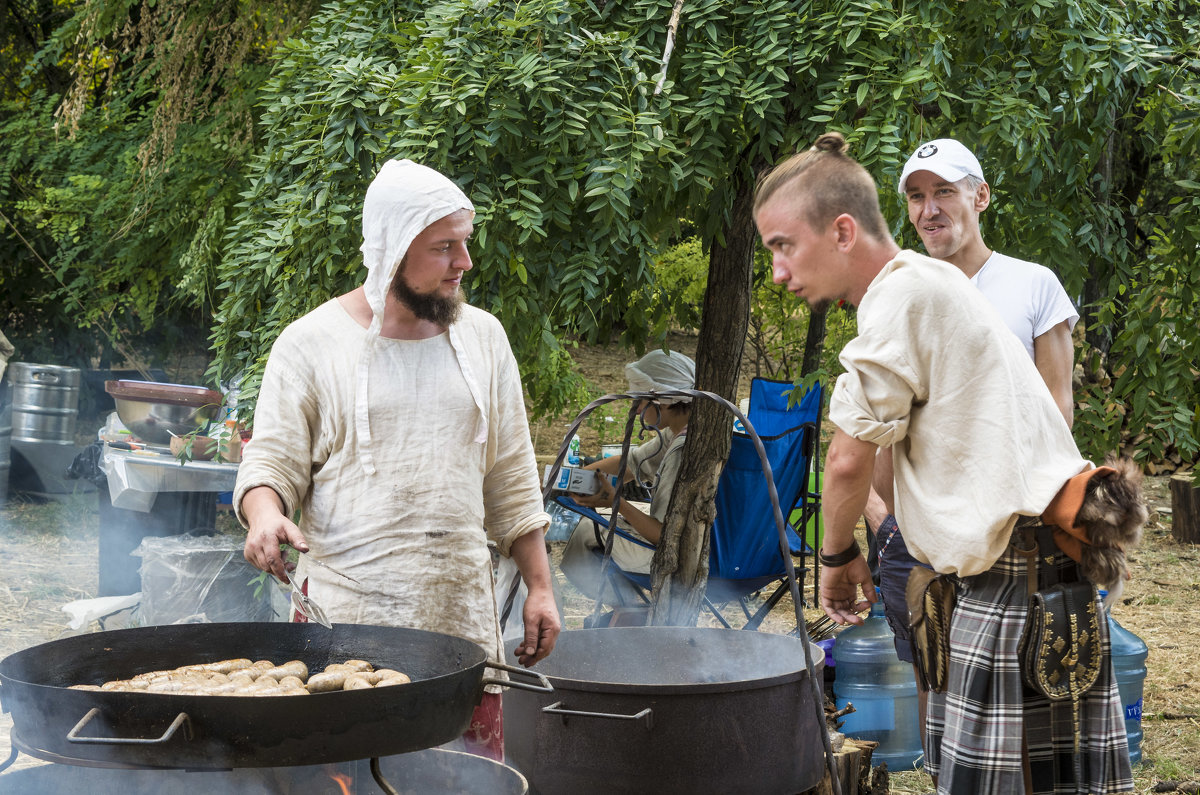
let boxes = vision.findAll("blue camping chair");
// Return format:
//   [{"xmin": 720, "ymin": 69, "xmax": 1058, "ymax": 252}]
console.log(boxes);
[
  {"xmin": 558, "ymin": 382, "xmax": 823, "ymax": 630},
  {"xmin": 747, "ymin": 377, "xmax": 824, "ymax": 591},
  {"xmin": 748, "ymin": 377, "xmax": 823, "ymax": 437}
]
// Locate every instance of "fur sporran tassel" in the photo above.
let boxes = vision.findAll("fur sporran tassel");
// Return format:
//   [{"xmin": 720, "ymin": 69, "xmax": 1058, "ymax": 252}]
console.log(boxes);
[
  {"xmin": 1075, "ymin": 456, "xmax": 1148, "ymax": 606},
  {"xmin": 1040, "ymin": 456, "xmax": 1148, "ymax": 607}
]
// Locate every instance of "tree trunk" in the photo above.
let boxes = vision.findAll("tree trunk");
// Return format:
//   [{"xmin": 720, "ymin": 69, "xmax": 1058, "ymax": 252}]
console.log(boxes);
[
  {"xmin": 649, "ymin": 167, "xmax": 756, "ymax": 626},
  {"xmin": 801, "ymin": 304, "xmax": 829, "ymax": 378},
  {"xmin": 1169, "ymin": 473, "xmax": 1200, "ymax": 544}
]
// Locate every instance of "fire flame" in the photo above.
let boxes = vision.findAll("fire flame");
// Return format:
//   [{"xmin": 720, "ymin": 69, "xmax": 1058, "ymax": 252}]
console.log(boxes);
[{"xmin": 328, "ymin": 771, "xmax": 353, "ymax": 795}]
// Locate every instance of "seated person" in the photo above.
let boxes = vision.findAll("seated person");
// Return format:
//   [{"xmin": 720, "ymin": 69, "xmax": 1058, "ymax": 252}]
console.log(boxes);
[{"xmin": 559, "ymin": 349, "xmax": 695, "ymax": 603}]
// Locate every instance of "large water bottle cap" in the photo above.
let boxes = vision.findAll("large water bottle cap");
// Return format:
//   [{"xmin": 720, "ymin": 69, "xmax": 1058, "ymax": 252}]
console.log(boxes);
[{"xmin": 869, "ymin": 586, "xmax": 886, "ymax": 616}]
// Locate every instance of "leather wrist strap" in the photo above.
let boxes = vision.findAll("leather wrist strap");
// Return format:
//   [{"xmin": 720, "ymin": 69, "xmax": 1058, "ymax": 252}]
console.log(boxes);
[{"xmin": 819, "ymin": 537, "xmax": 861, "ymax": 567}]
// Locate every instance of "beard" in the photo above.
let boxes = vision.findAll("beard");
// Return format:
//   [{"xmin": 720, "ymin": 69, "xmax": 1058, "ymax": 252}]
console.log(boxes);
[{"xmin": 389, "ymin": 262, "xmax": 462, "ymax": 327}]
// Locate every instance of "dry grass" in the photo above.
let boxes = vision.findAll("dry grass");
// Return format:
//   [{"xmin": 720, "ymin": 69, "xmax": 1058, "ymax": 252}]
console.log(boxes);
[
  {"xmin": 0, "ymin": 491, "xmax": 102, "ymax": 771},
  {"xmin": 1115, "ymin": 476, "xmax": 1200, "ymax": 786}
]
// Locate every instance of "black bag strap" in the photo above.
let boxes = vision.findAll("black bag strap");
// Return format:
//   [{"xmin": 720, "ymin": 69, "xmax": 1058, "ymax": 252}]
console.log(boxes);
[
  {"xmin": 1036, "ymin": 524, "xmax": 1060, "ymax": 590},
  {"xmin": 1013, "ymin": 519, "xmax": 1040, "ymax": 598}
]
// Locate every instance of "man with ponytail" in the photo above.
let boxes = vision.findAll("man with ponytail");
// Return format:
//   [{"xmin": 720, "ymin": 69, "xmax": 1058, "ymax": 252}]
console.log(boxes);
[{"xmin": 754, "ymin": 133, "xmax": 1141, "ymax": 795}]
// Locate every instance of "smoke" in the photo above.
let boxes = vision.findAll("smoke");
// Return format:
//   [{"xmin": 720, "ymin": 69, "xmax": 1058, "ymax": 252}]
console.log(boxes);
[
  {"xmin": 0, "ymin": 749, "xmax": 525, "ymax": 793},
  {"xmin": 534, "ymin": 626, "xmax": 823, "ymax": 686}
]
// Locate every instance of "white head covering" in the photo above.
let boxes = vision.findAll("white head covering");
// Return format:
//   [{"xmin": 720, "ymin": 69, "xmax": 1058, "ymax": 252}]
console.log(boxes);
[
  {"xmin": 624, "ymin": 350, "xmax": 696, "ymax": 404},
  {"xmin": 360, "ymin": 159, "xmax": 475, "ymax": 329},
  {"xmin": 353, "ymin": 159, "xmax": 477, "ymax": 474}
]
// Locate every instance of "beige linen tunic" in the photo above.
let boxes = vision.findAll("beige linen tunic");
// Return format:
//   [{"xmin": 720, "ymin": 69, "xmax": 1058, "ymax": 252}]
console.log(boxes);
[
  {"xmin": 829, "ymin": 250, "xmax": 1088, "ymax": 576},
  {"xmin": 234, "ymin": 300, "xmax": 548, "ymax": 666}
]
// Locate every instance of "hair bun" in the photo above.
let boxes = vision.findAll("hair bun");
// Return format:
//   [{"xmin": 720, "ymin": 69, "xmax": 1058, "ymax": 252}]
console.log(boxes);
[{"xmin": 812, "ymin": 132, "xmax": 848, "ymax": 154}]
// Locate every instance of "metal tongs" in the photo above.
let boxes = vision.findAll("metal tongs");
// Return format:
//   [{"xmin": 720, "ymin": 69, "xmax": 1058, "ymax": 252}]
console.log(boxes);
[
  {"xmin": 281, "ymin": 546, "xmax": 360, "ymax": 629},
  {"xmin": 285, "ymin": 568, "xmax": 332, "ymax": 628},
  {"xmin": 288, "ymin": 546, "xmax": 362, "ymax": 586}
]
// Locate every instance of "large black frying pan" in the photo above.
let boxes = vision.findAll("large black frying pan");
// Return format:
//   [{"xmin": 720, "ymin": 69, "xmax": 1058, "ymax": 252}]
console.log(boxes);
[{"xmin": 0, "ymin": 622, "xmax": 549, "ymax": 769}]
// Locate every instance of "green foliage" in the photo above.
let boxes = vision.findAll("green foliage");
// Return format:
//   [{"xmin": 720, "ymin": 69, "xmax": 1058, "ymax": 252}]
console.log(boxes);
[
  {"xmin": 584, "ymin": 405, "xmax": 627, "ymax": 448},
  {"xmin": 2, "ymin": 0, "xmax": 1197, "ymax": 473},
  {"xmin": 1074, "ymin": 246, "xmax": 1200, "ymax": 467},
  {"xmin": 649, "ymin": 236, "xmax": 853, "ymax": 387},
  {"xmin": 649, "ymin": 237, "xmax": 706, "ymax": 334},
  {"xmin": 170, "ymin": 433, "xmax": 221, "ymax": 464},
  {"xmin": 0, "ymin": 0, "xmax": 314, "ymax": 370},
  {"xmin": 853, "ymin": 0, "xmax": 1200, "ymax": 467},
  {"xmin": 210, "ymin": 0, "xmax": 672, "ymax": 415}
]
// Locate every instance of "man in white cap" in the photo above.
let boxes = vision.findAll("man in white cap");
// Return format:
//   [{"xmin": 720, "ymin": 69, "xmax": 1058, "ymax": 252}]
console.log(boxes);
[
  {"xmin": 898, "ymin": 138, "xmax": 1078, "ymax": 416},
  {"xmin": 236, "ymin": 159, "xmax": 560, "ymax": 761},
  {"xmin": 863, "ymin": 138, "xmax": 1081, "ymax": 744}
]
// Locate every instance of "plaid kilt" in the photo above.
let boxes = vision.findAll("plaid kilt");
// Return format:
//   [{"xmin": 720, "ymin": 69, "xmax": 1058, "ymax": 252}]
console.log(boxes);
[{"xmin": 925, "ymin": 523, "xmax": 1134, "ymax": 795}]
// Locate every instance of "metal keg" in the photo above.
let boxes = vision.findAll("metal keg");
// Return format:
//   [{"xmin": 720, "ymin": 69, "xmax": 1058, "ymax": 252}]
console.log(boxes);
[
  {"xmin": 9, "ymin": 363, "xmax": 82, "ymax": 444},
  {"xmin": 0, "ymin": 378, "xmax": 11, "ymax": 503}
]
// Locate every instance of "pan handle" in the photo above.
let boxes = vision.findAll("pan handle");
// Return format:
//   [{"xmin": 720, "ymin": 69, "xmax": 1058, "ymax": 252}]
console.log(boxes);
[
  {"xmin": 67, "ymin": 708, "xmax": 193, "ymax": 745},
  {"xmin": 480, "ymin": 661, "xmax": 553, "ymax": 694},
  {"xmin": 541, "ymin": 701, "xmax": 654, "ymax": 730}
]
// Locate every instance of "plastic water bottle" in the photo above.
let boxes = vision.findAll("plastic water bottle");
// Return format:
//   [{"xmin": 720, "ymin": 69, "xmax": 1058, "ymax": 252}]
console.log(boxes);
[
  {"xmin": 567, "ymin": 434, "xmax": 582, "ymax": 465},
  {"xmin": 832, "ymin": 593, "xmax": 923, "ymax": 770},
  {"xmin": 1100, "ymin": 591, "xmax": 1148, "ymax": 765},
  {"xmin": 544, "ymin": 502, "xmax": 579, "ymax": 542},
  {"xmin": 220, "ymin": 377, "xmax": 241, "ymax": 423}
]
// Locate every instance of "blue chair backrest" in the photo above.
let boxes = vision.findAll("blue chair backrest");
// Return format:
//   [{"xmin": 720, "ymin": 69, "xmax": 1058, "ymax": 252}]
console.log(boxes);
[
  {"xmin": 747, "ymin": 378, "xmax": 822, "ymax": 437},
  {"xmin": 709, "ymin": 422, "xmax": 812, "ymax": 581}
]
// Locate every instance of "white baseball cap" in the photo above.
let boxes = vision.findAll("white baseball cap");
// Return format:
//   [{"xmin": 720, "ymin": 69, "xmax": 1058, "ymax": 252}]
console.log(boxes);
[{"xmin": 898, "ymin": 138, "xmax": 985, "ymax": 194}]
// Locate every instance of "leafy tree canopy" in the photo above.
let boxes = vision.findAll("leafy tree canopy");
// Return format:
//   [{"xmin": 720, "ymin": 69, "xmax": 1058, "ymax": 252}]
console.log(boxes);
[
  {"xmin": 0, "ymin": 0, "xmax": 316, "ymax": 367},
  {"xmin": 2, "ymin": 0, "xmax": 1197, "ymax": 471}
]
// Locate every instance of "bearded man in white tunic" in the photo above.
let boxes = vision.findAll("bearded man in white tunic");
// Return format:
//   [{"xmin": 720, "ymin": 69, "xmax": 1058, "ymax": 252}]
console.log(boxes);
[{"xmin": 235, "ymin": 159, "xmax": 560, "ymax": 761}]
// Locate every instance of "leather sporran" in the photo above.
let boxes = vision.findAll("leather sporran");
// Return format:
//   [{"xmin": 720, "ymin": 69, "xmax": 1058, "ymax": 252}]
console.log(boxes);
[
  {"xmin": 1017, "ymin": 580, "xmax": 1102, "ymax": 701},
  {"xmin": 906, "ymin": 566, "xmax": 956, "ymax": 694}
]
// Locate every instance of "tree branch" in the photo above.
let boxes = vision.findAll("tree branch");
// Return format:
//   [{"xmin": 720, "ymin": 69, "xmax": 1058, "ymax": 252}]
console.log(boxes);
[
  {"xmin": 653, "ymin": 0, "xmax": 685, "ymax": 96},
  {"xmin": 1150, "ymin": 52, "xmax": 1200, "ymax": 77}
]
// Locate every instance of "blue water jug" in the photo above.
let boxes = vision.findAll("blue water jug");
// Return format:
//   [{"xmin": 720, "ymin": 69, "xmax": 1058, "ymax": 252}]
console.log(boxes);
[
  {"xmin": 832, "ymin": 595, "xmax": 923, "ymax": 770},
  {"xmin": 1100, "ymin": 592, "xmax": 1148, "ymax": 766}
]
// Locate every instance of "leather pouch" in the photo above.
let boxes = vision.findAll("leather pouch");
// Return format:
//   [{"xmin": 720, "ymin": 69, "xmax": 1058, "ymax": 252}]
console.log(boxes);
[
  {"xmin": 906, "ymin": 566, "xmax": 956, "ymax": 694},
  {"xmin": 1017, "ymin": 580, "xmax": 1102, "ymax": 701}
]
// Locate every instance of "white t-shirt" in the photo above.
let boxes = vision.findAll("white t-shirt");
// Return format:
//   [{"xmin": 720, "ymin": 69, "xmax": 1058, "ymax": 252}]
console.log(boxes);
[
  {"xmin": 830, "ymin": 251, "xmax": 1089, "ymax": 576},
  {"xmin": 971, "ymin": 251, "xmax": 1079, "ymax": 359}
]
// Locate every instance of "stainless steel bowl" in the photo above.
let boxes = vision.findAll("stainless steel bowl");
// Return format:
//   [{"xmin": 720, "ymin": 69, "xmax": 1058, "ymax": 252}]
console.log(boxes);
[
  {"xmin": 104, "ymin": 381, "xmax": 225, "ymax": 445},
  {"xmin": 112, "ymin": 397, "xmax": 219, "ymax": 444}
]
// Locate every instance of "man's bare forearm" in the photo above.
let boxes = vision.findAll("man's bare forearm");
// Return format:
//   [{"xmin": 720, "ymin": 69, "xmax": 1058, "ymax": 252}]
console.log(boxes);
[
  {"xmin": 822, "ymin": 429, "xmax": 879, "ymax": 555},
  {"xmin": 509, "ymin": 526, "xmax": 553, "ymax": 592}
]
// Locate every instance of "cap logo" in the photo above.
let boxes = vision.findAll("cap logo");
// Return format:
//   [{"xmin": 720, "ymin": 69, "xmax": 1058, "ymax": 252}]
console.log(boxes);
[{"xmin": 916, "ymin": 144, "xmax": 939, "ymax": 159}]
